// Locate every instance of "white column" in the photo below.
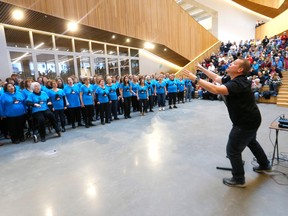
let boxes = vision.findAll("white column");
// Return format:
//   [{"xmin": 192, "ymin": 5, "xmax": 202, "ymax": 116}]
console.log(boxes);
[{"xmin": 0, "ymin": 25, "xmax": 13, "ymax": 80}]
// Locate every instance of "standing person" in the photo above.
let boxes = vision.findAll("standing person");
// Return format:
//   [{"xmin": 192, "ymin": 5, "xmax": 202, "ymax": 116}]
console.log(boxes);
[
  {"xmin": 79, "ymin": 77, "xmax": 95, "ymax": 128},
  {"xmin": 64, "ymin": 77, "xmax": 82, "ymax": 129},
  {"xmin": 183, "ymin": 59, "xmax": 271, "ymax": 188},
  {"xmin": 106, "ymin": 76, "xmax": 119, "ymax": 121},
  {"xmin": 166, "ymin": 74, "xmax": 178, "ymax": 109},
  {"xmin": 0, "ymin": 83, "xmax": 26, "ymax": 144},
  {"xmin": 131, "ymin": 76, "xmax": 139, "ymax": 112},
  {"xmin": 48, "ymin": 80, "xmax": 67, "ymax": 132},
  {"xmin": 185, "ymin": 77, "xmax": 194, "ymax": 102},
  {"xmin": 177, "ymin": 75, "xmax": 185, "ymax": 104},
  {"xmin": 96, "ymin": 78, "xmax": 111, "ymax": 125},
  {"xmin": 137, "ymin": 78, "xmax": 149, "ymax": 116},
  {"xmin": 145, "ymin": 76, "xmax": 154, "ymax": 112},
  {"xmin": 119, "ymin": 75, "xmax": 133, "ymax": 119},
  {"xmin": 155, "ymin": 76, "xmax": 167, "ymax": 111},
  {"xmin": 26, "ymin": 82, "xmax": 61, "ymax": 142}
]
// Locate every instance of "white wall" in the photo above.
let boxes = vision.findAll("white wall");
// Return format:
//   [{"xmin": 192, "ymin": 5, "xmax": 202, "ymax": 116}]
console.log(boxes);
[
  {"xmin": 194, "ymin": 0, "xmax": 271, "ymax": 43},
  {"xmin": 139, "ymin": 50, "xmax": 180, "ymax": 75},
  {"xmin": 0, "ymin": 25, "xmax": 12, "ymax": 80}
]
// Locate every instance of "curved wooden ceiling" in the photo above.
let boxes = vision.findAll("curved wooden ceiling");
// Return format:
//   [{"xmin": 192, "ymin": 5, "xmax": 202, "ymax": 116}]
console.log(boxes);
[{"xmin": 233, "ymin": 0, "xmax": 288, "ymax": 18}]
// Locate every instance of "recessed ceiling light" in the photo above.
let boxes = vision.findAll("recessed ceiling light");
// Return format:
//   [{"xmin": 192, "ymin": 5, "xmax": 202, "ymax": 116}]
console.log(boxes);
[
  {"xmin": 144, "ymin": 42, "xmax": 155, "ymax": 49},
  {"xmin": 126, "ymin": 38, "xmax": 130, "ymax": 42},
  {"xmin": 67, "ymin": 21, "xmax": 78, "ymax": 32},
  {"xmin": 12, "ymin": 9, "xmax": 24, "ymax": 21},
  {"xmin": 112, "ymin": 35, "xmax": 116, "ymax": 39},
  {"xmin": 164, "ymin": 48, "xmax": 167, "ymax": 51}
]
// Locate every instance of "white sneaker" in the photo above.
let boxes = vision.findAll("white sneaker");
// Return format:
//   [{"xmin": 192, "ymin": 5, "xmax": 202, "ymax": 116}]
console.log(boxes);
[
  {"xmin": 162, "ymin": 107, "xmax": 165, "ymax": 111},
  {"xmin": 159, "ymin": 108, "xmax": 162, "ymax": 111}
]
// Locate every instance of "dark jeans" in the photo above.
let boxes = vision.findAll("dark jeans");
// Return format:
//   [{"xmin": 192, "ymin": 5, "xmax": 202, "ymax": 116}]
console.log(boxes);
[
  {"xmin": 99, "ymin": 102, "xmax": 110, "ymax": 123},
  {"xmin": 147, "ymin": 95, "xmax": 154, "ymax": 111},
  {"xmin": 157, "ymin": 93, "xmax": 166, "ymax": 107},
  {"xmin": 109, "ymin": 100, "xmax": 118, "ymax": 119},
  {"xmin": 7, "ymin": 115, "xmax": 25, "ymax": 142},
  {"xmin": 32, "ymin": 110, "xmax": 60, "ymax": 138},
  {"xmin": 131, "ymin": 96, "xmax": 139, "ymax": 111},
  {"xmin": 139, "ymin": 99, "xmax": 147, "ymax": 113},
  {"xmin": 54, "ymin": 109, "xmax": 66, "ymax": 128},
  {"xmin": 168, "ymin": 92, "xmax": 177, "ymax": 106},
  {"xmin": 82, "ymin": 105, "xmax": 93, "ymax": 126},
  {"xmin": 178, "ymin": 91, "xmax": 184, "ymax": 103},
  {"xmin": 123, "ymin": 97, "xmax": 131, "ymax": 117},
  {"xmin": 226, "ymin": 126, "xmax": 269, "ymax": 181},
  {"xmin": 68, "ymin": 107, "xmax": 81, "ymax": 126}
]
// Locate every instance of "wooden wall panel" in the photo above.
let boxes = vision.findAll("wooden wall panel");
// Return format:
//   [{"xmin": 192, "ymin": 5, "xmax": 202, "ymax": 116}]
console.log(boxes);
[
  {"xmin": 3, "ymin": 0, "xmax": 219, "ymax": 61},
  {"xmin": 248, "ymin": 0, "xmax": 284, "ymax": 9},
  {"xmin": 255, "ymin": 9, "xmax": 288, "ymax": 40}
]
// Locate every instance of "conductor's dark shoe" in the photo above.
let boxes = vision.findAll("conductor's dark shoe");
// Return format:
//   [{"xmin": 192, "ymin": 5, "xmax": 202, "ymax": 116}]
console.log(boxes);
[
  {"xmin": 223, "ymin": 177, "xmax": 246, "ymax": 188},
  {"xmin": 101, "ymin": 122, "xmax": 105, "ymax": 125},
  {"xmin": 12, "ymin": 140, "xmax": 20, "ymax": 144},
  {"xmin": 169, "ymin": 106, "xmax": 172, "ymax": 109},
  {"xmin": 40, "ymin": 137, "xmax": 46, "ymax": 142},
  {"xmin": 253, "ymin": 165, "xmax": 272, "ymax": 173},
  {"xmin": 173, "ymin": 105, "xmax": 178, "ymax": 108}
]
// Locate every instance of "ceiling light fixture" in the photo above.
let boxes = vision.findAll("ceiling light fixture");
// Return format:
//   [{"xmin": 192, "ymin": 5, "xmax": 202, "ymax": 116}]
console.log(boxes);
[
  {"xmin": 126, "ymin": 38, "xmax": 130, "ymax": 43},
  {"xmin": 112, "ymin": 35, "xmax": 116, "ymax": 39},
  {"xmin": 144, "ymin": 42, "xmax": 155, "ymax": 49},
  {"xmin": 67, "ymin": 21, "xmax": 78, "ymax": 32},
  {"xmin": 12, "ymin": 9, "xmax": 24, "ymax": 21},
  {"xmin": 164, "ymin": 48, "xmax": 167, "ymax": 51}
]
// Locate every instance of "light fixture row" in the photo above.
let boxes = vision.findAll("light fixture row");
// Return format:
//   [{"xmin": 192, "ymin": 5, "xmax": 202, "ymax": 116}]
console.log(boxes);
[{"xmin": 11, "ymin": 9, "xmax": 168, "ymax": 52}]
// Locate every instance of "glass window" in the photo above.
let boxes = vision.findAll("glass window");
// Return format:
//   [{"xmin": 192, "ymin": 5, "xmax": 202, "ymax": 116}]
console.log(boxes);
[
  {"xmin": 10, "ymin": 52, "xmax": 34, "ymax": 79},
  {"xmin": 55, "ymin": 36, "xmax": 73, "ymax": 52},
  {"xmin": 58, "ymin": 55, "xmax": 75, "ymax": 82},
  {"xmin": 120, "ymin": 59, "xmax": 130, "ymax": 76},
  {"xmin": 75, "ymin": 40, "xmax": 89, "ymax": 53},
  {"xmin": 119, "ymin": 47, "xmax": 128, "ymax": 56},
  {"xmin": 94, "ymin": 57, "xmax": 106, "ymax": 77},
  {"xmin": 36, "ymin": 54, "xmax": 57, "ymax": 79},
  {"xmin": 92, "ymin": 43, "xmax": 105, "ymax": 54},
  {"xmin": 5, "ymin": 28, "xmax": 31, "ymax": 48},
  {"xmin": 77, "ymin": 56, "xmax": 91, "ymax": 77},
  {"xmin": 131, "ymin": 59, "xmax": 139, "ymax": 75},
  {"xmin": 107, "ymin": 45, "xmax": 117, "ymax": 56},
  {"xmin": 108, "ymin": 58, "xmax": 119, "ymax": 76},
  {"xmin": 130, "ymin": 49, "xmax": 139, "ymax": 57},
  {"xmin": 33, "ymin": 33, "xmax": 53, "ymax": 50}
]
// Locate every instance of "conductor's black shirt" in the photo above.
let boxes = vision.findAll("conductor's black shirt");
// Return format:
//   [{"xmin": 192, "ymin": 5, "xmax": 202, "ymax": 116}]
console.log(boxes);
[{"xmin": 222, "ymin": 75, "xmax": 261, "ymax": 130}]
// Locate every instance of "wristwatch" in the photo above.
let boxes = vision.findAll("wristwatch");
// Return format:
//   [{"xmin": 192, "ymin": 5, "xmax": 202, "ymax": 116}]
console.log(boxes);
[{"xmin": 194, "ymin": 76, "xmax": 200, "ymax": 84}]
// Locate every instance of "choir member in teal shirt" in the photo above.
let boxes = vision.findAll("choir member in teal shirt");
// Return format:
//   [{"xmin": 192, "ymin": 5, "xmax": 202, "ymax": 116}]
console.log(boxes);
[
  {"xmin": 166, "ymin": 74, "xmax": 178, "ymax": 109},
  {"xmin": 80, "ymin": 77, "xmax": 95, "ymax": 128},
  {"xmin": 96, "ymin": 78, "xmax": 111, "ymax": 125},
  {"xmin": 26, "ymin": 82, "xmax": 61, "ymax": 142},
  {"xmin": 1, "ymin": 83, "xmax": 26, "ymax": 144},
  {"xmin": 131, "ymin": 76, "xmax": 139, "ymax": 112},
  {"xmin": 48, "ymin": 80, "xmax": 67, "ymax": 132},
  {"xmin": 137, "ymin": 78, "xmax": 149, "ymax": 115},
  {"xmin": 64, "ymin": 77, "xmax": 82, "ymax": 128},
  {"xmin": 119, "ymin": 75, "xmax": 133, "ymax": 119},
  {"xmin": 106, "ymin": 76, "xmax": 119, "ymax": 121},
  {"xmin": 177, "ymin": 75, "xmax": 185, "ymax": 104}
]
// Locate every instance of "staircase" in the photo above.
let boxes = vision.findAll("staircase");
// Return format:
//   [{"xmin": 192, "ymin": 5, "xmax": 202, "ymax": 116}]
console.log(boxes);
[{"xmin": 277, "ymin": 71, "xmax": 288, "ymax": 107}]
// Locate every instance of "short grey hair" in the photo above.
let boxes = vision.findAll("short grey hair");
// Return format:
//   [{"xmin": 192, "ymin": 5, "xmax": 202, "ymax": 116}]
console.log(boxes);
[{"xmin": 31, "ymin": 82, "xmax": 40, "ymax": 91}]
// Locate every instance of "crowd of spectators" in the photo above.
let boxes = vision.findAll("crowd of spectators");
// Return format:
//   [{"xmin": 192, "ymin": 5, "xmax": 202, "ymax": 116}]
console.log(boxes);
[{"xmin": 196, "ymin": 32, "xmax": 288, "ymax": 101}]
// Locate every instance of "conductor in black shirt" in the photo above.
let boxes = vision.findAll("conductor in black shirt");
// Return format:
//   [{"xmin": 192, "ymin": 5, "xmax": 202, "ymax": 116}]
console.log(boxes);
[{"xmin": 183, "ymin": 58, "xmax": 271, "ymax": 188}]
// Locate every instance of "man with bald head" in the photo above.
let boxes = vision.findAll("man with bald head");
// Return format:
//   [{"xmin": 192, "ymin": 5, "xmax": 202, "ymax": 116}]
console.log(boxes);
[{"xmin": 183, "ymin": 58, "xmax": 271, "ymax": 188}]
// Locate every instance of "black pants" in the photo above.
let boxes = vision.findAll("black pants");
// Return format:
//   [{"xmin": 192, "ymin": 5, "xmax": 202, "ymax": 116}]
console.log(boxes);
[
  {"xmin": 178, "ymin": 91, "xmax": 184, "ymax": 103},
  {"xmin": 82, "ymin": 105, "xmax": 93, "ymax": 126},
  {"xmin": 68, "ymin": 107, "xmax": 81, "ymax": 126},
  {"xmin": 123, "ymin": 97, "xmax": 131, "ymax": 117},
  {"xmin": 110, "ymin": 100, "xmax": 118, "ymax": 120},
  {"xmin": 139, "ymin": 99, "xmax": 147, "ymax": 113},
  {"xmin": 117, "ymin": 97, "xmax": 123, "ymax": 114},
  {"xmin": 131, "ymin": 96, "xmax": 139, "ymax": 111},
  {"xmin": 7, "ymin": 115, "xmax": 25, "ymax": 142},
  {"xmin": 168, "ymin": 92, "xmax": 177, "ymax": 106},
  {"xmin": 32, "ymin": 110, "xmax": 59, "ymax": 138},
  {"xmin": 226, "ymin": 126, "xmax": 269, "ymax": 181},
  {"xmin": 54, "ymin": 109, "xmax": 66, "ymax": 128},
  {"xmin": 99, "ymin": 102, "xmax": 110, "ymax": 123},
  {"xmin": 146, "ymin": 95, "xmax": 154, "ymax": 111}
]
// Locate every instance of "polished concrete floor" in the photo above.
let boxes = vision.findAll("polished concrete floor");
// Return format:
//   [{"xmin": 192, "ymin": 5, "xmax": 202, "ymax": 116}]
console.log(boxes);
[{"xmin": 0, "ymin": 100, "xmax": 288, "ymax": 216}]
